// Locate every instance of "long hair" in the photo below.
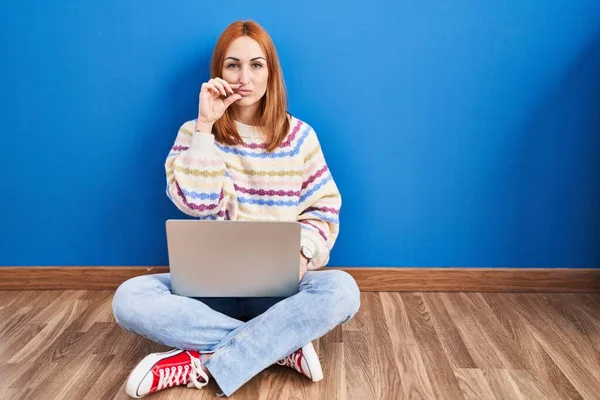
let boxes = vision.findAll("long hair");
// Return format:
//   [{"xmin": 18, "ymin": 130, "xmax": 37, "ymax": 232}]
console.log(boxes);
[{"xmin": 210, "ymin": 21, "xmax": 290, "ymax": 152}]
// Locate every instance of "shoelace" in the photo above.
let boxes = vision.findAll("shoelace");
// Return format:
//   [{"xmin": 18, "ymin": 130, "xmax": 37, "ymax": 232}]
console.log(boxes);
[
  {"xmin": 277, "ymin": 351, "xmax": 303, "ymax": 374},
  {"xmin": 157, "ymin": 352, "xmax": 210, "ymax": 391}
]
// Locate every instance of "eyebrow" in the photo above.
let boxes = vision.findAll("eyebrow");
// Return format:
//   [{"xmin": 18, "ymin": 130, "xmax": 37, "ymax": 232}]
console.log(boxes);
[{"xmin": 224, "ymin": 57, "xmax": 266, "ymax": 62}]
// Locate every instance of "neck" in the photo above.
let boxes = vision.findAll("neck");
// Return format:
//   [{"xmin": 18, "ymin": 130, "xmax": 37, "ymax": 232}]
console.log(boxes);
[{"xmin": 232, "ymin": 103, "xmax": 260, "ymax": 125}]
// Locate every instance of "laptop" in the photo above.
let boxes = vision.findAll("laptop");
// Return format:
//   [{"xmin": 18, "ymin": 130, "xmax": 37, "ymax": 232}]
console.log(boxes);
[{"xmin": 165, "ymin": 219, "xmax": 301, "ymax": 297}]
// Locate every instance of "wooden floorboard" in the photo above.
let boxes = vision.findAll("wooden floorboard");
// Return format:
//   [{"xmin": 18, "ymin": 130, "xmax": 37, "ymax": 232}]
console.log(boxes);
[{"xmin": 0, "ymin": 291, "xmax": 599, "ymax": 399}]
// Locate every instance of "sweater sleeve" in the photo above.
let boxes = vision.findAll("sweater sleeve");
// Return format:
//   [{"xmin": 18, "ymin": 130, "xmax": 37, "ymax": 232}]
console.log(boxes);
[
  {"xmin": 297, "ymin": 126, "xmax": 342, "ymax": 270},
  {"xmin": 165, "ymin": 120, "xmax": 238, "ymax": 219}
]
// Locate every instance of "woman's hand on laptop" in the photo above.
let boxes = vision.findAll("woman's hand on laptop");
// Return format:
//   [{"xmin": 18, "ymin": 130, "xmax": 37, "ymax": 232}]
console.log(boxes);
[{"xmin": 299, "ymin": 255, "xmax": 309, "ymax": 281}]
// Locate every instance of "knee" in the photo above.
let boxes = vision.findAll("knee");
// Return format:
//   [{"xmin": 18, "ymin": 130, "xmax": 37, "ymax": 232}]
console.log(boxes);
[
  {"xmin": 112, "ymin": 273, "xmax": 169, "ymax": 329},
  {"xmin": 112, "ymin": 278, "xmax": 136, "ymax": 329},
  {"xmin": 313, "ymin": 270, "xmax": 361, "ymax": 323}
]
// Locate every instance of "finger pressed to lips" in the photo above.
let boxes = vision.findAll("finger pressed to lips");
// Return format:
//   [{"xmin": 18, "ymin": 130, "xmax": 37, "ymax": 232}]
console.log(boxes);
[
  {"xmin": 203, "ymin": 79, "xmax": 250, "ymax": 99},
  {"xmin": 214, "ymin": 77, "xmax": 242, "ymax": 93},
  {"xmin": 215, "ymin": 82, "xmax": 229, "ymax": 97}
]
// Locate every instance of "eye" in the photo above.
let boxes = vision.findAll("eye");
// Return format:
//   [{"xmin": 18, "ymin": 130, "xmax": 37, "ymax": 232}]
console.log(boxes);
[
  {"xmin": 226, "ymin": 63, "xmax": 239, "ymax": 69},
  {"xmin": 252, "ymin": 63, "xmax": 264, "ymax": 69}
]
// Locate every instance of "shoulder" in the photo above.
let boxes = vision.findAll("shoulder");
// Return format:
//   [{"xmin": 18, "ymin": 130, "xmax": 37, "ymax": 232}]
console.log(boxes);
[
  {"xmin": 169, "ymin": 120, "xmax": 198, "ymax": 146},
  {"xmin": 181, "ymin": 119, "xmax": 198, "ymax": 131},
  {"xmin": 287, "ymin": 114, "xmax": 320, "ymax": 146},
  {"xmin": 174, "ymin": 119, "xmax": 198, "ymax": 136}
]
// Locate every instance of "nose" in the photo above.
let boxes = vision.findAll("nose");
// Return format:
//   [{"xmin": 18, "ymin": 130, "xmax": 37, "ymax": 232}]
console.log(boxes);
[{"xmin": 239, "ymin": 65, "xmax": 250, "ymax": 86}]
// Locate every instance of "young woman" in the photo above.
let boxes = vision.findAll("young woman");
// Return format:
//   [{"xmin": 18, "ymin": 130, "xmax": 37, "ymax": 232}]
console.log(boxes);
[{"xmin": 112, "ymin": 20, "xmax": 360, "ymax": 398}]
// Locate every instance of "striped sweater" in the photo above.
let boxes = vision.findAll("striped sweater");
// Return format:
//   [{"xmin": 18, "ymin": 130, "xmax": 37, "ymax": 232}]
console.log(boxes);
[{"xmin": 164, "ymin": 116, "xmax": 342, "ymax": 269}]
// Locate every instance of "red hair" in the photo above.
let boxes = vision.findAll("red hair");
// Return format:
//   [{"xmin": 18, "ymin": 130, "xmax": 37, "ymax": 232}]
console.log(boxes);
[{"xmin": 210, "ymin": 21, "xmax": 290, "ymax": 152}]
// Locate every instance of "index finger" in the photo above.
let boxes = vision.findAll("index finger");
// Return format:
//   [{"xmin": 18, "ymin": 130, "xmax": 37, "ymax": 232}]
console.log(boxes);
[{"xmin": 215, "ymin": 78, "xmax": 241, "ymax": 91}]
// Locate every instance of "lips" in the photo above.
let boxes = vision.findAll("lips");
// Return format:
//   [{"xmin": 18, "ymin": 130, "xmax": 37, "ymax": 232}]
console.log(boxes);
[{"xmin": 236, "ymin": 89, "xmax": 252, "ymax": 96}]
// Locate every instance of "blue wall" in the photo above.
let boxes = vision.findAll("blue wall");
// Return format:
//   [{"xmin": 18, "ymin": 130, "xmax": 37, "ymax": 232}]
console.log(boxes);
[{"xmin": 1, "ymin": 1, "xmax": 599, "ymax": 267}]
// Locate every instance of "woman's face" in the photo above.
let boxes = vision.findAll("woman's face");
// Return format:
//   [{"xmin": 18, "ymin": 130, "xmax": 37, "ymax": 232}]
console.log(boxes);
[{"xmin": 221, "ymin": 36, "xmax": 269, "ymax": 108}]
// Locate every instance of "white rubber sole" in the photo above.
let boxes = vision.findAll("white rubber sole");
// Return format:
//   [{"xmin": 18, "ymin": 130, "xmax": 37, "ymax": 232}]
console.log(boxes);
[
  {"xmin": 125, "ymin": 349, "xmax": 183, "ymax": 398},
  {"xmin": 303, "ymin": 342, "xmax": 324, "ymax": 382}
]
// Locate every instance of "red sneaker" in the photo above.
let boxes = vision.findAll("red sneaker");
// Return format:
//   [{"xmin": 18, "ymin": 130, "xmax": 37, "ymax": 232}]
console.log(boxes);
[
  {"xmin": 277, "ymin": 342, "xmax": 323, "ymax": 382},
  {"xmin": 126, "ymin": 349, "xmax": 209, "ymax": 398}
]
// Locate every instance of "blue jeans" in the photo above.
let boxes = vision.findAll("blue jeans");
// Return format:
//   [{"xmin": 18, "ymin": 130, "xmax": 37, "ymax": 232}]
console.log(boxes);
[{"xmin": 112, "ymin": 270, "xmax": 361, "ymax": 397}]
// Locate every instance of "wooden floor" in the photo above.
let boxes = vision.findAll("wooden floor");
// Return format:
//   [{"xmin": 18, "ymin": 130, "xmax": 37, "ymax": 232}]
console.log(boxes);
[{"xmin": 1, "ymin": 291, "xmax": 599, "ymax": 399}]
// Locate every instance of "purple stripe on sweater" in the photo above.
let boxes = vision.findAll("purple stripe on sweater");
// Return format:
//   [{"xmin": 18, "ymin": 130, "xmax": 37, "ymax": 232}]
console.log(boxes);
[
  {"xmin": 301, "ymin": 165, "xmax": 329, "ymax": 190},
  {"xmin": 175, "ymin": 181, "xmax": 222, "ymax": 212},
  {"xmin": 300, "ymin": 220, "xmax": 329, "ymax": 242},
  {"xmin": 241, "ymin": 120, "xmax": 303, "ymax": 149},
  {"xmin": 304, "ymin": 205, "xmax": 340, "ymax": 215},
  {"xmin": 234, "ymin": 184, "xmax": 300, "ymax": 197},
  {"xmin": 171, "ymin": 120, "xmax": 302, "ymax": 152}
]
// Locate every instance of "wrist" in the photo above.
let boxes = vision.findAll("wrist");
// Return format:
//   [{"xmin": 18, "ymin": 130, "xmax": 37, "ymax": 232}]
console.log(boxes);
[
  {"xmin": 195, "ymin": 118, "xmax": 214, "ymax": 133},
  {"xmin": 300, "ymin": 244, "xmax": 314, "ymax": 266}
]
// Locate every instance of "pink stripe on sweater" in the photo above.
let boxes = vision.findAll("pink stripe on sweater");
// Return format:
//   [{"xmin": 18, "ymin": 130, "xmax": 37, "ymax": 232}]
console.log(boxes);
[
  {"xmin": 242, "ymin": 178, "xmax": 301, "ymax": 189},
  {"xmin": 304, "ymin": 157, "xmax": 327, "ymax": 177},
  {"xmin": 241, "ymin": 120, "xmax": 303, "ymax": 149},
  {"xmin": 304, "ymin": 206, "xmax": 340, "ymax": 215},
  {"xmin": 227, "ymin": 169, "xmax": 301, "ymax": 188},
  {"xmin": 300, "ymin": 220, "xmax": 329, "ymax": 242},
  {"xmin": 301, "ymin": 165, "xmax": 329, "ymax": 190},
  {"xmin": 175, "ymin": 155, "xmax": 221, "ymax": 169}
]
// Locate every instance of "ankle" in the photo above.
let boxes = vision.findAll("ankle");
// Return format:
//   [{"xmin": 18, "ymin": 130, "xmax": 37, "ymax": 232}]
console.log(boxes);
[{"xmin": 201, "ymin": 353, "xmax": 213, "ymax": 378}]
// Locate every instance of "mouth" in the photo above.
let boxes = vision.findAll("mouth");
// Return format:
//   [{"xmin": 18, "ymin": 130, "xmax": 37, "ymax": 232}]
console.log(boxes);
[{"xmin": 236, "ymin": 89, "xmax": 253, "ymax": 96}]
